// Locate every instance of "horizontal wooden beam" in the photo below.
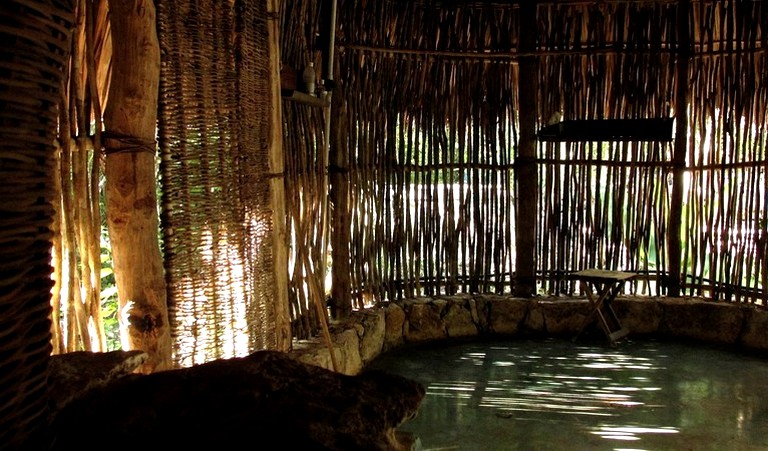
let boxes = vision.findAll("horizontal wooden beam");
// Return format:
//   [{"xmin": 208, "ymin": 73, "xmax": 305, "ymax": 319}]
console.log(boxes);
[
  {"xmin": 537, "ymin": 118, "xmax": 674, "ymax": 142},
  {"xmin": 339, "ymin": 44, "xmax": 766, "ymax": 61}
]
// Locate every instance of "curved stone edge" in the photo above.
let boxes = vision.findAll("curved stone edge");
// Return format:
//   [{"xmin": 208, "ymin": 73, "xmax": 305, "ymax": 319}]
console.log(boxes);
[
  {"xmin": 48, "ymin": 350, "xmax": 149, "ymax": 411},
  {"xmin": 290, "ymin": 296, "xmax": 768, "ymax": 374}
]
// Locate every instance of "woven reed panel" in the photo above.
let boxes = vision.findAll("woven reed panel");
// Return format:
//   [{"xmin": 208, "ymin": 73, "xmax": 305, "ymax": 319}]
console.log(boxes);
[
  {"xmin": 0, "ymin": 0, "xmax": 73, "ymax": 448},
  {"xmin": 157, "ymin": 0, "xmax": 277, "ymax": 367}
]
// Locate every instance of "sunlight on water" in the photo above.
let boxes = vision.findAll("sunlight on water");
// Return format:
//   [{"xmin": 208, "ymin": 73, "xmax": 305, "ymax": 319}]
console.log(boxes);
[{"xmin": 367, "ymin": 338, "xmax": 768, "ymax": 451}]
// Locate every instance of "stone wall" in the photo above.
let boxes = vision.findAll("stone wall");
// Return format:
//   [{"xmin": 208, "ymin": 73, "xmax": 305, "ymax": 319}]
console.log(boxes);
[{"xmin": 290, "ymin": 295, "xmax": 768, "ymax": 375}]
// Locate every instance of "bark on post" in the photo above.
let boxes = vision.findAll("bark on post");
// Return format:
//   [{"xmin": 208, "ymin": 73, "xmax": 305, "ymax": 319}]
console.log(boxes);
[
  {"xmin": 329, "ymin": 83, "xmax": 352, "ymax": 319},
  {"xmin": 514, "ymin": 1, "xmax": 538, "ymax": 297},
  {"xmin": 328, "ymin": 7, "xmax": 351, "ymax": 318},
  {"xmin": 267, "ymin": 0, "xmax": 292, "ymax": 351},
  {"xmin": 103, "ymin": 0, "xmax": 171, "ymax": 373}
]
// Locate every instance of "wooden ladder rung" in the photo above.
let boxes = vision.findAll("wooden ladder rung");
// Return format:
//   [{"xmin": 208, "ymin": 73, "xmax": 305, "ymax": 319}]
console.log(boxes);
[{"xmin": 608, "ymin": 327, "xmax": 629, "ymax": 342}]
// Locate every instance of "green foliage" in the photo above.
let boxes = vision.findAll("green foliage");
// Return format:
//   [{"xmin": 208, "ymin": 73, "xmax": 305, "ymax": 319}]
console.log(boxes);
[{"xmin": 100, "ymin": 227, "xmax": 121, "ymax": 351}]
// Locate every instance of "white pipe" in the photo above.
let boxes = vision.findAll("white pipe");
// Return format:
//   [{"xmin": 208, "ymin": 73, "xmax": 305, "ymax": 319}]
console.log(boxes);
[
  {"xmin": 327, "ymin": 0, "xmax": 337, "ymax": 82},
  {"xmin": 319, "ymin": 0, "xmax": 337, "ymax": 305}
]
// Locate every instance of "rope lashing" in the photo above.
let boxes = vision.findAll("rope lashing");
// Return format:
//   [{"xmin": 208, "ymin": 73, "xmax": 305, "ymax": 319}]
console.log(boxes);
[{"xmin": 102, "ymin": 131, "xmax": 157, "ymax": 155}]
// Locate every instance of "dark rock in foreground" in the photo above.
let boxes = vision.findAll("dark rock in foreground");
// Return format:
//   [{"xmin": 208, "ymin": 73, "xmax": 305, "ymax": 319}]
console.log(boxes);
[
  {"xmin": 53, "ymin": 350, "xmax": 425, "ymax": 450},
  {"xmin": 49, "ymin": 350, "xmax": 148, "ymax": 412}
]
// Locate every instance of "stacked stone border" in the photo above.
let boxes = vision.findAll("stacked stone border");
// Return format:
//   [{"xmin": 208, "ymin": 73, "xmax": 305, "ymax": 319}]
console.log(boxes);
[{"xmin": 290, "ymin": 295, "xmax": 768, "ymax": 375}]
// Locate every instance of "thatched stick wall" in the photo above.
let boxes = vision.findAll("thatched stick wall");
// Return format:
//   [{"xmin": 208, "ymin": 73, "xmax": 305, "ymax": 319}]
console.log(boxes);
[
  {"xmin": 535, "ymin": 1, "xmax": 677, "ymax": 295},
  {"xmin": 280, "ymin": 0, "xmax": 337, "ymax": 340},
  {"xmin": 330, "ymin": 0, "xmax": 767, "ymax": 307},
  {"xmin": 51, "ymin": 0, "xmax": 110, "ymax": 354},
  {"xmin": 336, "ymin": 1, "xmax": 520, "ymax": 305},
  {"xmin": 681, "ymin": 1, "xmax": 768, "ymax": 303},
  {"xmin": 154, "ymin": 0, "xmax": 767, "ymax": 350}
]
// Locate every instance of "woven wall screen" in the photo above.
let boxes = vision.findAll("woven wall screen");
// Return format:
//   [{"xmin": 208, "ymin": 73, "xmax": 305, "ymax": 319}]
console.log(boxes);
[
  {"xmin": 0, "ymin": 0, "xmax": 73, "ymax": 448},
  {"xmin": 157, "ymin": 0, "xmax": 277, "ymax": 367}
]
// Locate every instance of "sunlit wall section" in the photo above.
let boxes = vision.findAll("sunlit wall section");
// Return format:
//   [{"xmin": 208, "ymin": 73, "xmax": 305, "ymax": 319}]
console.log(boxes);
[
  {"xmin": 279, "ymin": 0, "xmax": 330, "ymax": 340},
  {"xmin": 682, "ymin": 1, "xmax": 767, "ymax": 304},
  {"xmin": 535, "ymin": 2, "xmax": 676, "ymax": 295},
  {"xmin": 158, "ymin": 0, "xmax": 276, "ymax": 367},
  {"xmin": 337, "ymin": 1, "xmax": 519, "ymax": 304}
]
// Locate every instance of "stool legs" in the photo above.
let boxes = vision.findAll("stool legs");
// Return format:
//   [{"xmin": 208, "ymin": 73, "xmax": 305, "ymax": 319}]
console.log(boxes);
[{"xmin": 573, "ymin": 280, "xmax": 629, "ymax": 346}]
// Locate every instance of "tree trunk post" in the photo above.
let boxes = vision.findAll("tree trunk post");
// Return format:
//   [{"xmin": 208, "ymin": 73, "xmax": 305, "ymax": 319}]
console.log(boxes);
[
  {"xmin": 267, "ymin": 0, "xmax": 292, "ymax": 351},
  {"xmin": 329, "ymin": 79, "xmax": 352, "ymax": 319},
  {"xmin": 103, "ymin": 0, "xmax": 171, "ymax": 373}
]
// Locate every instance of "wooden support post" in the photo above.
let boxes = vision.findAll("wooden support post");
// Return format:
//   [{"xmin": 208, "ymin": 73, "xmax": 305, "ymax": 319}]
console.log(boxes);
[
  {"xmin": 514, "ymin": 1, "xmax": 538, "ymax": 297},
  {"xmin": 104, "ymin": 0, "xmax": 171, "ymax": 373},
  {"xmin": 326, "ymin": 0, "xmax": 352, "ymax": 319},
  {"xmin": 668, "ymin": 0, "xmax": 690, "ymax": 297},
  {"xmin": 329, "ymin": 81, "xmax": 352, "ymax": 319},
  {"xmin": 266, "ymin": 0, "xmax": 292, "ymax": 351}
]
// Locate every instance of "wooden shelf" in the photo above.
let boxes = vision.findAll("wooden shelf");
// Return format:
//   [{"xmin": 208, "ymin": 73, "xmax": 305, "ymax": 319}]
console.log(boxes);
[
  {"xmin": 537, "ymin": 118, "xmax": 674, "ymax": 142},
  {"xmin": 281, "ymin": 89, "xmax": 329, "ymax": 108}
]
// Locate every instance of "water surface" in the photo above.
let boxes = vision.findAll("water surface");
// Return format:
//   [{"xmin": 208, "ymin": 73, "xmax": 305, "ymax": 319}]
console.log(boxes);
[{"xmin": 367, "ymin": 337, "xmax": 768, "ymax": 451}]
